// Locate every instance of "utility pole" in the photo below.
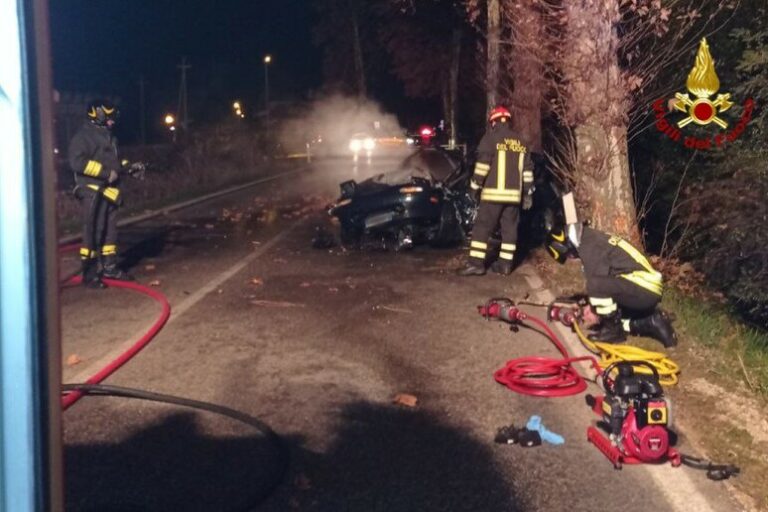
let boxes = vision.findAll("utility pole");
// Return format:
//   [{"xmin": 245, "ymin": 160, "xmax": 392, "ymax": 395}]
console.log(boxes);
[
  {"xmin": 177, "ymin": 57, "xmax": 191, "ymax": 131},
  {"xmin": 138, "ymin": 75, "xmax": 146, "ymax": 145}
]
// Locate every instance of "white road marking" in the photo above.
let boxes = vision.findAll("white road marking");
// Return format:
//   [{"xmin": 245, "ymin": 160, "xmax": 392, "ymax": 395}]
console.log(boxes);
[
  {"xmin": 68, "ymin": 220, "xmax": 302, "ymax": 384},
  {"xmin": 519, "ymin": 265, "xmax": 723, "ymax": 512}
]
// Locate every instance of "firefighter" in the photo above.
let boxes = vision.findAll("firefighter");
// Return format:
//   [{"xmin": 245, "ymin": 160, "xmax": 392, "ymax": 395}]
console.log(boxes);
[
  {"xmin": 68, "ymin": 99, "xmax": 136, "ymax": 287},
  {"xmin": 458, "ymin": 106, "xmax": 534, "ymax": 276},
  {"xmin": 547, "ymin": 222, "xmax": 677, "ymax": 347}
]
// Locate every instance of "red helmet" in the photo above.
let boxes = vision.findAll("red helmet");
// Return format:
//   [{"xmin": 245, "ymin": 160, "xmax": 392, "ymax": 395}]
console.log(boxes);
[{"xmin": 488, "ymin": 106, "xmax": 511, "ymax": 123}]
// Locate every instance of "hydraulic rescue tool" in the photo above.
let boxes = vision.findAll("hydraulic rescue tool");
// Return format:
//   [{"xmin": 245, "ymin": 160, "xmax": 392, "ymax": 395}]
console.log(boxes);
[
  {"xmin": 585, "ymin": 361, "xmax": 680, "ymax": 468},
  {"xmin": 479, "ymin": 297, "xmax": 740, "ymax": 479}
]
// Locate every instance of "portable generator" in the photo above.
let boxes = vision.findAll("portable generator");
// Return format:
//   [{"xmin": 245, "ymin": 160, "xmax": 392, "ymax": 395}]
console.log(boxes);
[{"xmin": 585, "ymin": 361, "xmax": 681, "ymax": 469}]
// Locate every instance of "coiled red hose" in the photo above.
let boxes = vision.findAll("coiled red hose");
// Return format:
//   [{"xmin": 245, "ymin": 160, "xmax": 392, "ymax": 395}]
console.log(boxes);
[
  {"xmin": 482, "ymin": 303, "xmax": 600, "ymax": 397},
  {"xmin": 60, "ymin": 275, "xmax": 171, "ymax": 410}
]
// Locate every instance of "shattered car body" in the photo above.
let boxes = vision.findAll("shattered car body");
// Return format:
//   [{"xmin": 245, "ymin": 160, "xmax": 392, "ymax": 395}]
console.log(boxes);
[{"xmin": 328, "ymin": 149, "xmax": 476, "ymax": 250}]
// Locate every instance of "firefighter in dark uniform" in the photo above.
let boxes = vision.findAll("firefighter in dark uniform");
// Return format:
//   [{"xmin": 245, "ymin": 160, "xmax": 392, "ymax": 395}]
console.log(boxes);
[
  {"xmin": 547, "ymin": 222, "xmax": 677, "ymax": 347},
  {"xmin": 68, "ymin": 99, "xmax": 136, "ymax": 287},
  {"xmin": 458, "ymin": 106, "xmax": 534, "ymax": 276}
]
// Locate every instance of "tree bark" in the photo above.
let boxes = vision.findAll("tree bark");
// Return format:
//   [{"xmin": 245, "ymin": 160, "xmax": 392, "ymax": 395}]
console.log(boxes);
[
  {"xmin": 351, "ymin": 13, "xmax": 367, "ymax": 99},
  {"xmin": 486, "ymin": 0, "xmax": 500, "ymax": 112},
  {"xmin": 449, "ymin": 27, "xmax": 462, "ymax": 146},
  {"xmin": 507, "ymin": 0, "xmax": 542, "ymax": 152},
  {"xmin": 562, "ymin": 0, "xmax": 639, "ymax": 241}
]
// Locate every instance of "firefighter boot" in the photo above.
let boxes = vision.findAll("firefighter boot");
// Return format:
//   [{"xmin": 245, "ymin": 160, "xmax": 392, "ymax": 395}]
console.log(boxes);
[
  {"xmin": 591, "ymin": 311, "xmax": 627, "ymax": 343},
  {"xmin": 457, "ymin": 261, "xmax": 487, "ymax": 276},
  {"xmin": 490, "ymin": 259, "xmax": 513, "ymax": 275},
  {"xmin": 101, "ymin": 255, "xmax": 134, "ymax": 281},
  {"xmin": 81, "ymin": 259, "xmax": 106, "ymax": 289},
  {"xmin": 629, "ymin": 309, "xmax": 678, "ymax": 348}
]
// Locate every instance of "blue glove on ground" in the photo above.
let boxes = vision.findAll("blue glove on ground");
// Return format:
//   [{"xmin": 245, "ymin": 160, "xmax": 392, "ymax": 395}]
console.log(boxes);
[{"xmin": 526, "ymin": 415, "xmax": 565, "ymax": 445}]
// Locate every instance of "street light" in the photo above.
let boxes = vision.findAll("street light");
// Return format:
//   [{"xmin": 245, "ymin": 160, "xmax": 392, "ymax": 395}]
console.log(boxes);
[
  {"xmin": 164, "ymin": 113, "xmax": 177, "ymax": 141},
  {"xmin": 264, "ymin": 54, "xmax": 272, "ymax": 130}
]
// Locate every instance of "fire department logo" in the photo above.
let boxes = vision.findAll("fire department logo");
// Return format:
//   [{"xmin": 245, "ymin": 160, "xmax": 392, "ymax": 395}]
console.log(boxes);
[
  {"xmin": 672, "ymin": 38, "xmax": 732, "ymax": 129},
  {"xmin": 653, "ymin": 37, "xmax": 754, "ymax": 150}
]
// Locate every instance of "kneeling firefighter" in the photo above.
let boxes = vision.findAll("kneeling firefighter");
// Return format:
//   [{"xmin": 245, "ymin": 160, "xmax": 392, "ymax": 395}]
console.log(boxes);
[
  {"xmin": 458, "ymin": 106, "xmax": 534, "ymax": 276},
  {"xmin": 547, "ymin": 222, "xmax": 677, "ymax": 348},
  {"xmin": 68, "ymin": 99, "xmax": 141, "ymax": 287}
]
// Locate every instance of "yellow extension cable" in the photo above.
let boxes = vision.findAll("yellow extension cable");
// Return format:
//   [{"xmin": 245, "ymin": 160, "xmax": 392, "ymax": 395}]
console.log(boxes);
[{"xmin": 573, "ymin": 321, "xmax": 680, "ymax": 386}]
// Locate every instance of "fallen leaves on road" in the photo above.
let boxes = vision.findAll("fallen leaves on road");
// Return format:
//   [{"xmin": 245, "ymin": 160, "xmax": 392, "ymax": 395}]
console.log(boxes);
[
  {"xmin": 251, "ymin": 299, "xmax": 305, "ymax": 308},
  {"xmin": 299, "ymin": 282, "xmax": 312, "ymax": 288},
  {"xmin": 65, "ymin": 354, "xmax": 82, "ymax": 366},
  {"xmin": 144, "ymin": 264, "xmax": 156, "ymax": 271},
  {"xmin": 328, "ymin": 287, "xmax": 339, "ymax": 293},
  {"xmin": 148, "ymin": 279, "xmax": 161, "ymax": 287},
  {"xmin": 204, "ymin": 223, "xmax": 215, "ymax": 230},
  {"xmin": 393, "ymin": 393, "xmax": 418, "ymax": 408},
  {"xmin": 250, "ymin": 277, "xmax": 264, "ymax": 286}
]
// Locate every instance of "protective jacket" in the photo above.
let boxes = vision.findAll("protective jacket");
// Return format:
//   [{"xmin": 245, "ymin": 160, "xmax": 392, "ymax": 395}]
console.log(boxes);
[
  {"xmin": 68, "ymin": 121, "xmax": 123, "ymax": 204},
  {"xmin": 471, "ymin": 124, "xmax": 534, "ymax": 204},
  {"xmin": 579, "ymin": 226, "xmax": 663, "ymax": 296}
]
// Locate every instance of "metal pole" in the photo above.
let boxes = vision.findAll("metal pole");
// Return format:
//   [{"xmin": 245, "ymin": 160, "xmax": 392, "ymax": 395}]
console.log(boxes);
[
  {"xmin": 0, "ymin": 0, "xmax": 63, "ymax": 510},
  {"xmin": 264, "ymin": 61, "xmax": 270, "ymax": 132},
  {"xmin": 138, "ymin": 75, "xmax": 146, "ymax": 145}
]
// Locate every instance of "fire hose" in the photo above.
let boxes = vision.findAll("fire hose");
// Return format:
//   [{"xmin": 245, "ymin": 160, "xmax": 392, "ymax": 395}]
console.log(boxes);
[
  {"xmin": 478, "ymin": 299, "xmax": 602, "ymax": 397},
  {"xmin": 58, "ymin": 245, "xmax": 289, "ymax": 508},
  {"xmin": 520, "ymin": 298, "xmax": 680, "ymax": 386}
]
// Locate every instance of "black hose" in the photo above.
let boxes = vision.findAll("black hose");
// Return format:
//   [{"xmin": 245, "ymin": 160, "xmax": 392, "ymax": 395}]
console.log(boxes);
[{"xmin": 62, "ymin": 383, "xmax": 289, "ymax": 511}]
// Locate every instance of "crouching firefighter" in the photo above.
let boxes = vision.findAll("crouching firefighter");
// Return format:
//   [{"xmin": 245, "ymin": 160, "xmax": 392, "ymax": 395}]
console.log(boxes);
[
  {"xmin": 547, "ymin": 222, "xmax": 677, "ymax": 348},
  {"xmin": 458, "ymin": 106, "xmax": 534, "ymax": 276},
  {"xmin": 68, "ymin": 99, "xmax": 139, "ymax": 287}
]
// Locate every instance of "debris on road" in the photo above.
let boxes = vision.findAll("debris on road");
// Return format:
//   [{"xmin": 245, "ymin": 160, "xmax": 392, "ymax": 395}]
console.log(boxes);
[
  {"xmin": 328, "ymin": 287, "xmax": 339, "ymax": 293},
  {"xmin": 311, "ymin": 226, "xmax": 336, "ymax": 249},
  {"xmin": 148, "ymin": 279, "xmax": 161, "ymax": 287},
  {"xmin": 299, "ymin": 282, "xmax": 312, "ymax": 288},
  {"xmin": 393, "ymin": 393, "xmax": 418, "ymax": 408},
  {"xmin": 374, "ymin": 305, "xmax": 413, "ymax": 314},
  {"xmin": 250, "ymin": 277, "xmax": 264, "ymax": 286},
  {"xmin": 204, "ymin": 223, "xmax": 215, "ymax": 230},
  {"xmin": 144, "ymin": 264, "xmax": 156, "ymax": 271},
  {"xmin": 250, "ymin": 299, "xmax": 305, "ymax": 308},
  {"xmin": 65, "ymin": 354, "xmax": 82, "ymax": 367},
  {"xmin": 494, "ymin": 424, "xmax": 542, "ymax": 447}
]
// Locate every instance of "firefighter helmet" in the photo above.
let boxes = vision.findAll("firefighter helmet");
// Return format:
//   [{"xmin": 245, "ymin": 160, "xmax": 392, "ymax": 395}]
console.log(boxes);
[
  {"xmin": 488, "ymin": 106, "xmax": 511, "ymax": 124},
  {"xmin": 86, "ymin": 100, "xmax": 119, "ymax": 126},
  {"xmin": 547, "ymin": 228, "xmax": 575, "ymax": 264}
]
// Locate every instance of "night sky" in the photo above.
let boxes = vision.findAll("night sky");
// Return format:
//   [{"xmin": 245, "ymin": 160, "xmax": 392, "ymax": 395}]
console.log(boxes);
[{"xmin": 50, "ymin": 0, "xmax": 323, "ymax": 140}]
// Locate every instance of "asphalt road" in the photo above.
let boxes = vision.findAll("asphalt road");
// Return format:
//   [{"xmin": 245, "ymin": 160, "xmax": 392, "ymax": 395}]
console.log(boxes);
[{"xmin": 59, "ymin": 156, "xmax": 742, "ymax": 512}]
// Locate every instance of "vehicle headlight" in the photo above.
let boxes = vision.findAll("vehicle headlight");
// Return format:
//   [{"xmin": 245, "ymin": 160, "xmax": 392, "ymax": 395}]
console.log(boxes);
[
  {"xmin": 349, "ymin": 139, "xmax": 362, "ymax": 152},
  {"xmin": 406, "ymin": 137, "xmax": 415, "ymax": 145},
  {"xmin": 363, "ymin": 137, "xmax": 375, "ymax": 151}
]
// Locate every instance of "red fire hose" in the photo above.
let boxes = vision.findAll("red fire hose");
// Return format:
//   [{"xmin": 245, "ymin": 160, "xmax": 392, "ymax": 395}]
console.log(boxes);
[
  {"xmin": 60, "ymin": 275, "xmax": 171, "ymax": 410},
  {"xmin": 479, "ymin": 300, "xmax": 601, "ymax": 397}
]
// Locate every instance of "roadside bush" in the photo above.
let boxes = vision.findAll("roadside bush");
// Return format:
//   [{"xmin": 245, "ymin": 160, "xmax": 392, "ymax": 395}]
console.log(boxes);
[{"xmin": 678, "ymin": 157, "xmax": 768, "ymax": 328}]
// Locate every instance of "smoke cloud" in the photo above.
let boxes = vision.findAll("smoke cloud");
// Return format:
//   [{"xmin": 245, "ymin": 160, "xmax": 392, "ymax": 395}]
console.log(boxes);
[{"xmin": 277, "ymin": 94, "xmax": 410, "ymax": 157}]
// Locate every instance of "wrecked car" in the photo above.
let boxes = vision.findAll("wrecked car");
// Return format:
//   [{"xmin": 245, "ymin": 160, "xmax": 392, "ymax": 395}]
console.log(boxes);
[{"xmin": 328, "ymin": 148, "xmax": 476, "ymax": 250}]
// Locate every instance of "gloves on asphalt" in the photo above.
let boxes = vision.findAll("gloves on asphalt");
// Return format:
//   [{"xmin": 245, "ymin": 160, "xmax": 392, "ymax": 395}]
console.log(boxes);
[{"xmin": 526, "ymin": 415, "xmax": 565, "ymax": 445}]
